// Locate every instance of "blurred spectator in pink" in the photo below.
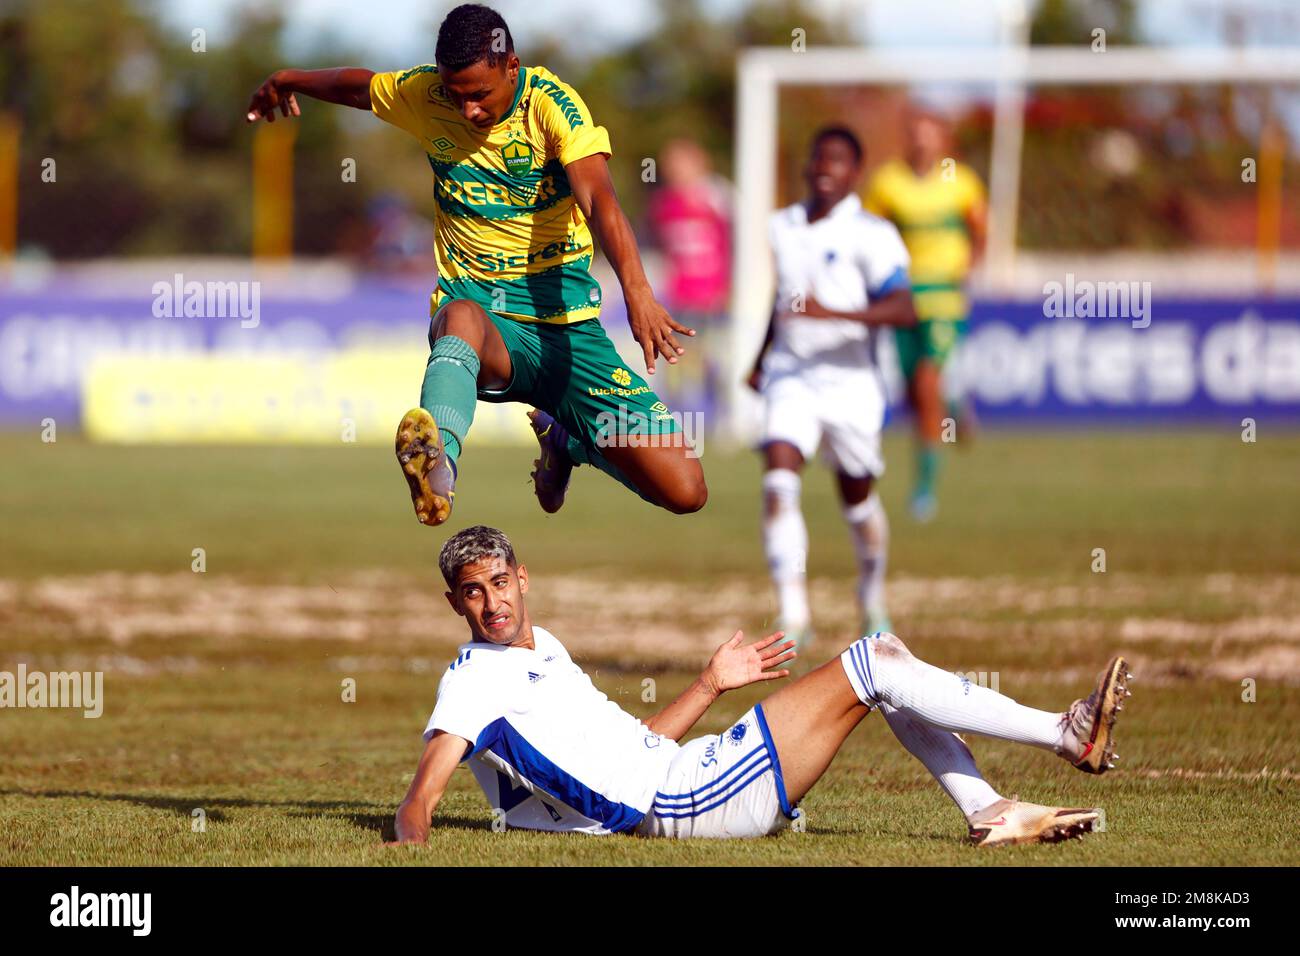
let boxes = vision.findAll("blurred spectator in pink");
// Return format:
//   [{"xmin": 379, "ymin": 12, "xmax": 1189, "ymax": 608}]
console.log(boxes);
[{"xmin": 646, "ymin": 138, "xmax": 732, "ymax": 426}]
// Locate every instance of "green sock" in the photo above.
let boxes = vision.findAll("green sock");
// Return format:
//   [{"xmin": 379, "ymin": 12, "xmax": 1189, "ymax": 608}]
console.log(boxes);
[
  {"xmin": 565, "ymin": 434, "xmax": 657, "ymax": 506},
  {"xmin": 915, "ymin": 443, "xmax": 941, "ymax": 498},
  {"xmin": 420, "ymin": 335, "xmax": 481, "ymax": 463}
]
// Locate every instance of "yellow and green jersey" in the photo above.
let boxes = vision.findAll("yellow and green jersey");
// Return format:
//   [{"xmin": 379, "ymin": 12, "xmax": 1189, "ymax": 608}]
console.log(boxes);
[
  {"xmin": 369, "ymin": 64, "xmax": 612, "ymax": 324},
  {"xmin": 864, "ymin": 159, "xmax": 985, "ymax": 322}
]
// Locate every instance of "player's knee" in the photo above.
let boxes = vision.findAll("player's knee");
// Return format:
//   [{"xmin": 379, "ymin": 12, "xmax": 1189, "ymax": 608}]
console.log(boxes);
[
  {"xmin": 869, "ymin": 631, "xmax": 910, "ymax": 659},
  {"xmin": 663, "ymin": 472, "xmax": 708, "ymax": 514}
]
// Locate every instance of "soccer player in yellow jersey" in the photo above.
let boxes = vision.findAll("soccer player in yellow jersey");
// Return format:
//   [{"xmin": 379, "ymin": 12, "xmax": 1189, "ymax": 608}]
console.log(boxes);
[
  {"xmin": 864, "ymin": 108, "xmax": 987, "ymax": 522},
  {"xmin": 245, "ymin": 4, "xmax": 706, "ymax": 526}
]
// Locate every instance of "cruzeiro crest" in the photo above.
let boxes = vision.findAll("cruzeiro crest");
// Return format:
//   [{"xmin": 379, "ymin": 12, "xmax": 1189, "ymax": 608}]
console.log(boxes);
[{"xmin": 501, "ymin": 138, "xmax": 534, "ymax": 178}]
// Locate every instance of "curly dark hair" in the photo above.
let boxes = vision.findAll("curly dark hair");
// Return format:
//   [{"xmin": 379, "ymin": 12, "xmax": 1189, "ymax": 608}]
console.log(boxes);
[
  {"xmin": 435, "ymin": 4, "xmax": 515, "ymax": 72},
  {"xmin": 438, "ymin": 525, "xmax": 517, "ymax": 588}
]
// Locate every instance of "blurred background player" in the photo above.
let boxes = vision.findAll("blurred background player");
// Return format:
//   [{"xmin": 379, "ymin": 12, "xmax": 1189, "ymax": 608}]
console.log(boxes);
[
  {"xmin": 747, "ymin": 127, "xmax": 916, "ymax": 649},
  {"xmin": 645, "ymin": 138, "xmax": 732, "ymax": 428},
  {"xmin": 865, "ymin": 106, "xmax": 987, "ymax": 522}
]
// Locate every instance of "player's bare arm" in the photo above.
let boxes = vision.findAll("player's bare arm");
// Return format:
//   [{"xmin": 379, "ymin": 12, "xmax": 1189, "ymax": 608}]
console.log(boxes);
[
  {"xmin": 802, "ymin": 288, "xmax": 917, "ymax": 327},
  {"xmin": 965, "ymin": 198, "xmax": 989, "ymax": 264},
  {"xmin": 387, "ymin": 730, "xmax": 470, "ymax": 846},
  {"xmin": 245, "ymin": 67, "xmax": 376, "ymax": 123},
  {"xmin": 746, "ymin": 301, "xmax": 780, "ymax": 392},
  {"xmin": 642, "ymin": 630, "xmax": 796, "ymax": 741},
  {"xmin": 567, "ymin": 154, "xmax": 695, "ymax": 374}
]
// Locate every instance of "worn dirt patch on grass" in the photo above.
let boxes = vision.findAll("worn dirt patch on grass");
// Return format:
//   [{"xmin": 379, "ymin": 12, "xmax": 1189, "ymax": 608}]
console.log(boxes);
[{"xmin": 3, "ymin": 572, "xmax": 1299, "ymax": 682}]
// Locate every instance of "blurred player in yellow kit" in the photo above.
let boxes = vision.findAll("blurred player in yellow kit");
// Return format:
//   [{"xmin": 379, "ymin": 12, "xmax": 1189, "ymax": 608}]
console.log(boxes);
[{"xmin": 865, "ymin": 108, "xmax": 986, "ymax": 522}]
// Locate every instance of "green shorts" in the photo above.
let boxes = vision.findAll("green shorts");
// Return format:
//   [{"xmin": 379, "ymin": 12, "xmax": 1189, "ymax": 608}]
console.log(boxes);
[
  {"xmin": 894, "ymin": 318, "xmax": 967, "ymax": 380},
  {"xmin": 479, "ymin": 313, "xmax": 681, "ymax": 453}
]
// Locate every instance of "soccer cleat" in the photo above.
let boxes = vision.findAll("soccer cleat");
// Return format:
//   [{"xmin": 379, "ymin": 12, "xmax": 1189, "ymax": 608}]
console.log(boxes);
[
  {"xmin": 967, "ymin": 797, "xmax": 1100, "ymax": 848},
  {"xmin": 527, "ymin": 408, "xmax": 574, "ymax": 514},
  {"xmin": 395, "ymin": 408, "xmax": 456, "ymax": 526},
  {"xmin": 1057, "ymin": 655, "xmax": 1131, "ymax": 774}
]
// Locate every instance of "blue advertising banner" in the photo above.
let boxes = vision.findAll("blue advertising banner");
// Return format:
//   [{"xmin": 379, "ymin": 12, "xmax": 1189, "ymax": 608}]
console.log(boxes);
[
  {"xmin": 951, "ymin": 299, "xmax": 1300, "ymax": 424},
  {"xmin": 0, "ymin": 274, "xmax": 430, "ymax": 428},
  {"xmin": 1, "ymin": 272, "xmax": 1298, "ymax": 429}
]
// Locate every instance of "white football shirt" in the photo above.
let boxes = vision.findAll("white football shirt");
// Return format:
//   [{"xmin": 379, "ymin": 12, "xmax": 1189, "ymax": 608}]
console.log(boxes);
[
  {"xmin": 424, "ymin": 627, "xmax": 680, "ymax": 834},
  {"xmin": 765, "ymin": 193, "xmax": 910, "ymax": 375}
]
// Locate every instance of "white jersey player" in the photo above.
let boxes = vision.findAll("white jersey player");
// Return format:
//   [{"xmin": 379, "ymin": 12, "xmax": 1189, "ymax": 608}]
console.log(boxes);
[
  {"xmin": 387, "ymin": 525, "xmax": 1131, "ymax": 847},
  {"xmin": 747, "ymin": 127, "xmax": 919, "ymax": 648}
]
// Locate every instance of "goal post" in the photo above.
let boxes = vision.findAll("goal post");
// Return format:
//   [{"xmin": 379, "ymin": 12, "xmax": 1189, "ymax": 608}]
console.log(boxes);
[{"xmin": 727, "ymin": 44, "xmax": 1300, "ymax": 437}]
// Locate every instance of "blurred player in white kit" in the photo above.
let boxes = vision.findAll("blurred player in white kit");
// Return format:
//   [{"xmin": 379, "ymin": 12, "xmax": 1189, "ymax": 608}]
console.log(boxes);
[{"xmin": 747, "ymin": 127, "xmax": 917, "ymax": 648}]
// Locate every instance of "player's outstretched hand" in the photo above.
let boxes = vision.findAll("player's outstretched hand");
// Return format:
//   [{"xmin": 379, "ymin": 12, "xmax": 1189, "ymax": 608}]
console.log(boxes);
[
  {"xmin": 627, "ymin": 293, "xmax": 694, "ymax": 374},
  {"xmin": 245, "ymin": 72, "xmax": 301, "ymax": 124},
  {"xmin": 704, "ymin": 630, "xmax": 796, "ymax": 694}
]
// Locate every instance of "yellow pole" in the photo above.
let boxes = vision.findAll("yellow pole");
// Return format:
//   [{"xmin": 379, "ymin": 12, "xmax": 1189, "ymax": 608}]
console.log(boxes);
[
  {"xmin": 1256, "ymin": 114, "xmax": 1283, "ymax": 294},
  {"xmin": 252, "ymin": 121, "xmax": 296, "ymax": 259},
  {"xmin": 0, "ymin": 111, "xmax": 19, "ymax": 262}
]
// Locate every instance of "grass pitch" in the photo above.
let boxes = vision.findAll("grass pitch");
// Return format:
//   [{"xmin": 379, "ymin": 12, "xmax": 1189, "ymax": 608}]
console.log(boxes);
[{"xmin": 1, "ymin": 429, "xmax": 1297, "ymax": 866}]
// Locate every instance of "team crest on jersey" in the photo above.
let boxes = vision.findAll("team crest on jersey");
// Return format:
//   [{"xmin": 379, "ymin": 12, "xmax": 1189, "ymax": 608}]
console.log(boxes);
[
  {"xmin": 502, "ymin": 139, "xmax": 534, "ymax": 178},
  {"xmin": 728, "ymin": 721, "xmax": 748, "ymax": 745}
]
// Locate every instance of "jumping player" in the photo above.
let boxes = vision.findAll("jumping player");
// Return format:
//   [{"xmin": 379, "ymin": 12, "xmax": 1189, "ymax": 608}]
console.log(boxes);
[
  {"xmin": 245, "ymin": 4, "xmax": 706, "ymax": 526},
  {"xmin": 746, "ymin": 127, "xmax": 917, "ymax": 647},
  {"xmin": 388, "ymin": 525, "xmax": 1132, "ymax": 846},
  {"xmin": 865, "ymin": 107, "xmax": 987, "ymax": 522}
]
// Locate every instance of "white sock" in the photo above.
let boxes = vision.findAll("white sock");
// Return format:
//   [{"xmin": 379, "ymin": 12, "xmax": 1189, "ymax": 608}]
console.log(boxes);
[
  {"xmin": 844, "ymin": 492, "xmax": 888, "ymax": 626},
  {"xmin": 840, "ymin": 633, "xmax": 1065, "ymax": 751},
  {"xmin": 762, "ymin": 468, "xmax": 809, "ymax": 630},
  {"xmin": 877, "ymin": 702, "xmax": 1003, "ymax": 818}
]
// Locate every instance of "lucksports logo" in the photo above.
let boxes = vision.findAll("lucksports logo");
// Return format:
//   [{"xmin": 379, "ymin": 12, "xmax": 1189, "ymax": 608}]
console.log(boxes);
[{"xmin": 611, "ymin": 368, "xmax": 632, "ymax": 386}]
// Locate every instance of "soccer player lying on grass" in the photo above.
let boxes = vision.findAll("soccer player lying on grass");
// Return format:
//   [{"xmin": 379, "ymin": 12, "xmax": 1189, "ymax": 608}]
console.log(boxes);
[
  {"xmin": 388, "ymin": 526, "xmax": 1133, "ymax": 847},
  {"xmin": 245, "ymin": 3, "xmax": 706, "ymax": 527}
]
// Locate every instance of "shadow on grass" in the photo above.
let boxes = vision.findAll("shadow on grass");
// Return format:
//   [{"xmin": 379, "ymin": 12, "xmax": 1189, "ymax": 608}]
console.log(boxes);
[
  {"xmin": 289, "ymin": 809, "xmax": 493, "ymax": 841},
  {"xmin": 2, "ymin": 788, "xmax": 373, "ymax": 825},
  {"xmin": 1, "ymin": 788, "xmax": 494, "ymax": 841}
]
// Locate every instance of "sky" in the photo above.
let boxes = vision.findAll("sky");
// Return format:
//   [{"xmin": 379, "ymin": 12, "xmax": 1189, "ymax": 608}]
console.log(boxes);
[{"xmin": 156, "ymin": 0, "xmax": 1300, "ymax": 64}]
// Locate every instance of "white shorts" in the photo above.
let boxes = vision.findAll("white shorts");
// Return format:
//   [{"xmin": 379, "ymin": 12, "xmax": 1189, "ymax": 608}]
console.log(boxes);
[
  {"xmin": 761, "ymin": 367, "xmax": 886, "ymax": 479},
  {"xmin": 635, "ymin": 705, "xmax": 797, "ymax": 839}
]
